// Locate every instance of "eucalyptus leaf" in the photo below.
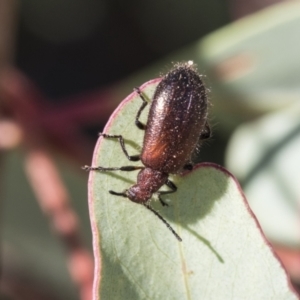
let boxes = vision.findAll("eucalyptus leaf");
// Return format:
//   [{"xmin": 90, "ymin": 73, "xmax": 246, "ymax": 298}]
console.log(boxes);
[
  {"xmin": 87, "ymin": 79, "xmax": 297, "ymax": 300},
  {"xmin": 226, "ymin": 102, "xmax": 300, "ymax": 248}
]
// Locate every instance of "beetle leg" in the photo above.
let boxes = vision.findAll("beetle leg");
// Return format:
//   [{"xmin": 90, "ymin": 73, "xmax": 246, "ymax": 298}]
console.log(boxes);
[
  {"xmin": 157, "ymin": 179, "xmax": 177, "ymax": 206},
  {"xmin": 134, "ymin": 87, "xmax": 148, "ymax": 130},
  {"xmin": 183, "ymin": 163, "xmax": 193, "ymax": 170},
  {"xmin": 199, "ymin": 121, "xmax": 211, "ymax": 140},
  {"xmin": 83, "ymin": 165, "xmax": 144, "ymax": 172},
  {"xmin": 98, "ymin": 133, "xmax": 140, "ymax": 161}
]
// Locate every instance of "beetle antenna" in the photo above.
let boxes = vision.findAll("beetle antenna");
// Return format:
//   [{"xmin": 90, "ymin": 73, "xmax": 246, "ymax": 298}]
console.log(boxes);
[{"xmin": 144, "ymin": 204, "xmax": 182, "ymax": 242}]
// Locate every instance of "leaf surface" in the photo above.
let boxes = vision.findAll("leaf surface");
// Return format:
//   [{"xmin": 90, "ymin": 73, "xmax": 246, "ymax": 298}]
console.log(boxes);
[{"xmin": 88, "ymin": 79, "xmax": 298, "ymax": 300}]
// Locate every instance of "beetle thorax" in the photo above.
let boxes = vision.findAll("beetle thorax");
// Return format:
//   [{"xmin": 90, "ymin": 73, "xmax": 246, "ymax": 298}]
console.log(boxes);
[{"xmin": 126, "ymin": 168, "xmax": 168, "ymax": 203}]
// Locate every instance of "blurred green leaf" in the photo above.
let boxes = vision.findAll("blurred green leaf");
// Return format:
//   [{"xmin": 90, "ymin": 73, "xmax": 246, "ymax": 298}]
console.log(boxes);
[
  {"xmin": 87, "ymin": 79, "xmax": 297, "ymax": 299},
  {"xmin": 113, "ymin": 1, "xmax": 300, "ymax": 133},
  {"xmin": 226, "ymin": 102, "xmax": 300, "ymax": 248},
  {"xmin": 199, "ymin": 1, "xmax": 300, "ymax": 128}
]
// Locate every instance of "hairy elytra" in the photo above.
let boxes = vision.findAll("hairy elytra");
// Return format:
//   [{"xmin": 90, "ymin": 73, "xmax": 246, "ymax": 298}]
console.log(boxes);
[
  {"xmin": 84, "ymin": 61, "xmax": 210, "ymax": 241},
  {"xmin": 142, "ymin": 62, "xmax": 208, "ymax": 173}
]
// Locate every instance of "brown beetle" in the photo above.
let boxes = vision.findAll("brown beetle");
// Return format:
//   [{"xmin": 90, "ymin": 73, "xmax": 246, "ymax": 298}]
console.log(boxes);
[{"xmin": 84, "ymin": 61, "xmax": 210, "ymax": 241}]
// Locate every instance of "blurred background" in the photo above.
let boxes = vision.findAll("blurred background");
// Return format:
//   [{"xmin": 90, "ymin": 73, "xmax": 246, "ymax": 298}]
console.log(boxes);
[{"xmin": 1, "ymin": 0, "xmax": 300, "ymax": 299}]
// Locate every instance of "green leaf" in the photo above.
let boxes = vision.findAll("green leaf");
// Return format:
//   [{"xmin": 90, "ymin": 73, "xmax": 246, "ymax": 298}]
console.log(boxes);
[
  {"xmin": 226, "ymin": 102, "xmax": 300, "ymax": 248},
  {"xmin": 87, "ymin": 80, "xmax": 298, "ymax": 299}
]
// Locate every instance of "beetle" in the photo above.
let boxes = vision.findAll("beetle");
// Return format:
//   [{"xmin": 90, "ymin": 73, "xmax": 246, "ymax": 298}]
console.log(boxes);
[{"xmin": 84, "ymin": 61, "xmax": 210, "ymax": 241}]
